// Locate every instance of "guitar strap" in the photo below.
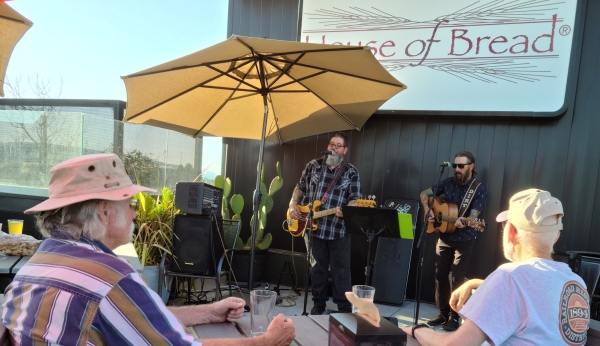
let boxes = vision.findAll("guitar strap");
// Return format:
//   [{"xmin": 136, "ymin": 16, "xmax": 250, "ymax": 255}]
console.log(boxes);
[
  {"xmin": 320, "ymin": 161, "xmax": 347, "ymax": 203},
  {"xmin": 458, "ymin": 179, "xmax": 482, "ymax": 217}
]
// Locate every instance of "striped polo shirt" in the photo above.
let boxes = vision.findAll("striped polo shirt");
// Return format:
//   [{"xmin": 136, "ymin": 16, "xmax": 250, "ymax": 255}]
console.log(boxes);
[{"xmin": 2, "ymin": 237, "xmax": 201, "ymax": 346}]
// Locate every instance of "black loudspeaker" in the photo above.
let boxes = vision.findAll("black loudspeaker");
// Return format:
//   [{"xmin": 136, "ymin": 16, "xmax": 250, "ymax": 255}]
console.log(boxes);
[
  {"xmin": 175, "ymin": 182, "xmax": 223, "ymax": 216},
  {"xmin": 171, "ymin": 214, "xmax": 224, "ymax": 275},
  {"xmin": 371, "ymin": 237, "xmax": 413, "ymax": 305}
]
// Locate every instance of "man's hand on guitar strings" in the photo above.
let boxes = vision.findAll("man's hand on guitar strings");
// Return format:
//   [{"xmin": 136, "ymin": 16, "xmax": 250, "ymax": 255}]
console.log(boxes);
[
  {"xmin": 288, "ymin": 204, "xmax": 300, "ymax": 219},
  {"xmin": 455, "ymin": 217, "xmax": 467, "ymax": 229}
]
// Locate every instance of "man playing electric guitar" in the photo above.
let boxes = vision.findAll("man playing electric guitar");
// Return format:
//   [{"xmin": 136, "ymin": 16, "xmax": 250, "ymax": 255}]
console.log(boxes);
[
  {"xmin": 288, "ymin": 132, "xmax": 361, "ymax": 315},
  {"xmin": 419, "ymin": 151, "xmax": 488, "ymax": 331}
]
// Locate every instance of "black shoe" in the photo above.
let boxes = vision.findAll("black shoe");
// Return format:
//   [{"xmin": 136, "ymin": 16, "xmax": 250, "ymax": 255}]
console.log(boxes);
[
  {"xmin": 426, "ymin": 314, "xmax": 447, "ymax": 327},
  {"xmin": 310, "ymin": 305, "xmax": 326, "ymax": 315},
  {"xmin": 337, "ymin": 306, "xmax": 352, "ymax": 313},
  {"xmin": 443, "ymin": 316, "xmax": 460, "ymax": 331}
]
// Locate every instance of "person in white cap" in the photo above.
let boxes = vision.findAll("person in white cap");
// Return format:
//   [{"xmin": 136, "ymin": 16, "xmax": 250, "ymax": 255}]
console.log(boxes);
[
  {"xmin": 1, "ymin": 153, "xmax": 295, "ymax": 346},
  {"xmin": 403, "ymin": 188, "xmax": 590, "ymax": 346}
]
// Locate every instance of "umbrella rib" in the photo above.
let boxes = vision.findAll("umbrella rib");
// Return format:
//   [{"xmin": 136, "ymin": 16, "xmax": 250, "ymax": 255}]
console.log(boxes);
[
  {"xmin": 264, "ymin": 59, "xmax": 359, "ymax": 130},
  {"xmin": 0, "ymin": 14, "xmax": 32, "ymax": 26},
  {"xmin": 270, "ymin": 70, "xmax": 328, "ymax": 91},
  {"xmin": 261, "ymin": 46, "xmax": 366, "ymax": 57},
  {"xmin": 268, "ymin": 58, "xmax": 406, "ymax": 88},
  {"xmin": 193, "ymin": 59, "xmax": 260, "ymax": 137},
  {"xmin": 122, "ymin": 56, "xmax": 254, "ymax": 79},
  {"xmin": 267, "ymin": 52, "xmax": 305, "ymax": 89},
  {"xmin": 266, "ymin": 94, "xmax": 282, "ymax": 145},
  {"xmin": 197, "ymin": 85, "xmax": 259, "ymax": 93},
  {"xmin": 205, "ymin": 65, "xmax": 260, "ymax": 91}
]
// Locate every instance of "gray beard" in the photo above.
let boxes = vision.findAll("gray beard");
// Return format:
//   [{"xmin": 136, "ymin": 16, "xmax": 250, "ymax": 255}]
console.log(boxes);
[{"xmin": 326, "ymin": 154, "xmax": 343, "ymax": 167}]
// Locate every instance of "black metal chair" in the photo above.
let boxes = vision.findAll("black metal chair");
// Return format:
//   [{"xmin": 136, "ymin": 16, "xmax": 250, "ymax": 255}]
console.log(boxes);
[{"xmin": 158, "ymin": 219, "xmax": 241, "ymax": 302}]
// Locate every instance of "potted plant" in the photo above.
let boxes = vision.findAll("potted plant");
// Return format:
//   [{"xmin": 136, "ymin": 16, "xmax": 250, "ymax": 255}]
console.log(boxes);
[
  {"xmin": 133, "ymin": 187, "xmax": 179, "ymax": 302},
  {"xmin": 214, "ymin": 162, "xmax": 283, "ymax": 284}
]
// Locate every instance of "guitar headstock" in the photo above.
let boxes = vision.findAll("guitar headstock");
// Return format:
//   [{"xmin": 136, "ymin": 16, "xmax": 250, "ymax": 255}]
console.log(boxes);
[
  {"xmin": 356, "ymin": 195, "xmax": 376, "ymax": 208},
  {"xmin": 467, "ymin": 218, "xmax": 486, "ymax": 231}
]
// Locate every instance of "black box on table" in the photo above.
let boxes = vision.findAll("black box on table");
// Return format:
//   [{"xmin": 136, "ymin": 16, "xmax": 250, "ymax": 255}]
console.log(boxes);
[{"xmin": 328, "ymin": 313, "xmax": 407, "ymax": 346}]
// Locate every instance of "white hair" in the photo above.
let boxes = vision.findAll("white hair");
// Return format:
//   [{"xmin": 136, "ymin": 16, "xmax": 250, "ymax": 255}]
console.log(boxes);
[
  {"xmin": 515, "ymin": 215, "xmax": 561, "ymax": 257},
  {"xmin": 35, "ymin": 200, "xmax": 124, "ymax": 241}
]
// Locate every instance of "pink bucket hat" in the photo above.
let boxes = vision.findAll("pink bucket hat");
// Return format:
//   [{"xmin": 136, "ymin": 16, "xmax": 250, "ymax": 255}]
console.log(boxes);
[
  {"xmin": 496, "ymin": 188, "xmax": 563, "ymax": 233},
  {"xmin": 25, "ymin": 153, "xmax": 156, "ymax": 214}
]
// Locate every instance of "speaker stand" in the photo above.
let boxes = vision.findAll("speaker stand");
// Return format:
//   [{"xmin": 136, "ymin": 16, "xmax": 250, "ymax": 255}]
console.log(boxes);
[{"xmin": 274, "ymin": 261, "xmax": 301, "ymax": 296}]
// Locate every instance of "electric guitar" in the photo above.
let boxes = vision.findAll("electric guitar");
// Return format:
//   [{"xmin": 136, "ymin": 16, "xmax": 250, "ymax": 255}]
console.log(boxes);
[
  {"xmin": 426, "ymin": 196, "xmax": 486, "ymax": 233},
  {"xmin": 286, "ymin": 198, "xmax": 376, "ymax": 237}
]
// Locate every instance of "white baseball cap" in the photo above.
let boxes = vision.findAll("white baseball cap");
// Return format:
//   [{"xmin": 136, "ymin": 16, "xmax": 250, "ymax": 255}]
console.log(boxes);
[{"xmin": 496, "ymin": 189, "xmax": 563, "ymax": 233}]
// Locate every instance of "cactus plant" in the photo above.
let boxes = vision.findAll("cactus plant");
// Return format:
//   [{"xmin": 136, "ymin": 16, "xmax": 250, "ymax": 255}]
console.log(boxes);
[{"xmin": 214, "ymin": 161, "xmax": 282, "ymax": 251}]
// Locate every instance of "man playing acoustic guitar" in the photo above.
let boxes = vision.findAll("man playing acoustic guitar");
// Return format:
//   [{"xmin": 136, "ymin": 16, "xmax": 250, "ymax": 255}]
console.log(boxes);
[
  {"xmin": 288, "ymin": 132, "xmax": 361, "ymax": 315},
  {"xmin": 419, "ymin": 151, "xmax": 488, "ymax": 331}
]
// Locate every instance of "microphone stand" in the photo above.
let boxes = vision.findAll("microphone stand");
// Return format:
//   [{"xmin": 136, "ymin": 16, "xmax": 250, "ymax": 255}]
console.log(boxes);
[
  {"xmin": 301, "ymin": 201, "xmax": 314, "ymax": 316},
  {"xmin": 301, "ymin": 154, "xmax": 327, "ymax": 316},
  {"xmin": 413, "ymin": 163, "xmax": 447, "ymax": 325}
]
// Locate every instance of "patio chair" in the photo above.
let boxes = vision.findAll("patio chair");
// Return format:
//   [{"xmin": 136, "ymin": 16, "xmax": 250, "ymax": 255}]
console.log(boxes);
[{"xmin": 158, "ymin": 219, "xmax": 242, "ymax": 302}]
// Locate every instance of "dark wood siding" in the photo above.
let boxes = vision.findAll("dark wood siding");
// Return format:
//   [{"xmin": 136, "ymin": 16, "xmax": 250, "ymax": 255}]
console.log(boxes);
[{"xmin": 227, "ymin": 0, "xmax": 600, "ymax": 301}]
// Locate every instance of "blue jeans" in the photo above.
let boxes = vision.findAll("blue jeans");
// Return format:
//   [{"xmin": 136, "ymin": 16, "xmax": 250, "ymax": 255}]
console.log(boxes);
[{"xmin": 304, "ymin": 234, "xmax": 352, "ymax": 310}]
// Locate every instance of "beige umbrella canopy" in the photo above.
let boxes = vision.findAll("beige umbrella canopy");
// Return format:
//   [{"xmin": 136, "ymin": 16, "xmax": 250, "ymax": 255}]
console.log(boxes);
[
  {"xmin": 0, "ymin": 2, "xmax": 33, "ymax": 97},
  {"xmin": 122, "ymin": 35, "xmax": 406, "ymax": 289},
  {"xmin": 122, "ymin": 35, "xmax": 406, "ymax": 144}
]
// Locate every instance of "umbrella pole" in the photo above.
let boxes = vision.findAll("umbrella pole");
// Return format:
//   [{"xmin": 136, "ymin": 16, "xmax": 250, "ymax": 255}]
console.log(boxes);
[{"xmin": 248, "ymin": 95, "xmax": 269, "ymax": 291}]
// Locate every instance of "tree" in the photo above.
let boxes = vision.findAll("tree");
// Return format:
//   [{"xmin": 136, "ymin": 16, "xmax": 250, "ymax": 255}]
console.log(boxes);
[{"xmin": 122, "ymin": 150, "xmax": 159, "ymax": 188}]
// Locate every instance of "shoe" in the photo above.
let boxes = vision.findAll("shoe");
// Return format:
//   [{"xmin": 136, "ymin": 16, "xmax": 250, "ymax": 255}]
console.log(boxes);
[
  {"xmin": 426, "ymin": 314, "xmax": 447, "ymax": 327},
  {"xmin": 310, "ymin": 304, "xmax": 326, "ymax": 315},
  {"xmin": 443, "ymin": 316, "xmax": 460, "ymax": 331},
  {"xmin": 337, "ymin": 306, "xmax": 352, "ymax": 313}
]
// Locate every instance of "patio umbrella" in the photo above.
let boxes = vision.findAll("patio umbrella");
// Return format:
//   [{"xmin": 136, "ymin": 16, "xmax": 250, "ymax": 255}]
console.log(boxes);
[
  {"xmin": 122, "ymin": 35, "xmax": 406, "ymax": 289},
  {"xmin": 0, "ymin": 2, "xmax": 33, "ymax": 97}
]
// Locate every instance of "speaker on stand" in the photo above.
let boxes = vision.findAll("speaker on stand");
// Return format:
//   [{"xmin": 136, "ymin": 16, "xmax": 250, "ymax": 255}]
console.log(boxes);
[{"xmin": 170, "ymin": 214, "xmax": 223, "ymax": 275}]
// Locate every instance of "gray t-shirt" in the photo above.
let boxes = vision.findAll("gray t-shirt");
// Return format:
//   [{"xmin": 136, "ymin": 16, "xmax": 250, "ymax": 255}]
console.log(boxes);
[{"xmin": 460, "ymin": 258, "xmax": 590, "ymax": 346}]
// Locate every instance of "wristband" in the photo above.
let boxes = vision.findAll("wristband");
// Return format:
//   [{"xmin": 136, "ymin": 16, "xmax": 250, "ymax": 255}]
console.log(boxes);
[{"xmin": 411, "ymin": 324, "xmax": 429, "ymax": 338}]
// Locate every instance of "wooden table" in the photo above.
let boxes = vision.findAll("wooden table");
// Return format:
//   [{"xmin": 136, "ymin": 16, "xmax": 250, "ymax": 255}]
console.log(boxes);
[{"xmin": 193, "ymin": 314, "xmax": 421, "ymax": 345}]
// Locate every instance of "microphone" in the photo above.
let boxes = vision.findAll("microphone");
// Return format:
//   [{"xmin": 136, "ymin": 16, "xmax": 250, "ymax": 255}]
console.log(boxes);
[
  {"xmin": 440, "ymin": 161, "xmax": 451, "ymax": 167},
  {"xmin": 322, "ymin": 150, "xmax": 335, "ymax": 156}
]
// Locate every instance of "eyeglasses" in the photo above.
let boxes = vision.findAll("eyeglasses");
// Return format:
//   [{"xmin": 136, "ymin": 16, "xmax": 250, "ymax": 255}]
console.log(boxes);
[
  {"xmin": 452, "ymin": 162, "xmax": 472, "ymax": 169},
  {"xmin": 328, "ymin": 142, "xmax": 346, "ymax": 149},
  {"xmin": 129, "ymin": 199, "xmax": 139, "ymax": 212}
]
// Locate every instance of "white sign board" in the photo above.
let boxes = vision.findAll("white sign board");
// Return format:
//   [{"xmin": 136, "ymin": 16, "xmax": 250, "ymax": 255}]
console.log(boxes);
[{"xmin": 301, "ymin": 0, "xmax": 578, "ymax": 114}]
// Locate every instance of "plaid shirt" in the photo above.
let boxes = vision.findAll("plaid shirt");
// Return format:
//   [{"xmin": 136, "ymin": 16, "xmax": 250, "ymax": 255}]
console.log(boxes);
[{"xmin": 297, "ymin": 158, "xmax": 361, "ymax": 240}]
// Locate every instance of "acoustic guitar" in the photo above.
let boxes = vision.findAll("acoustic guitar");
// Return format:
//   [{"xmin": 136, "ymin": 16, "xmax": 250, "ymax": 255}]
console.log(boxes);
[
  {"xmin": 426, "ymin": 196, "xmax": 485, "ymax": 233},
  {"xmin": 286, "ymin": 198, "xmax": 376, "ymax": 237}
]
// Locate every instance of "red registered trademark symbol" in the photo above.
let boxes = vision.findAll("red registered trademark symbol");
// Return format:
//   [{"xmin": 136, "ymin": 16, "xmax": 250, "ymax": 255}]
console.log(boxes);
[{"xmin": 560, "ymin": 25, "xmax": 571, "ymax": 36}]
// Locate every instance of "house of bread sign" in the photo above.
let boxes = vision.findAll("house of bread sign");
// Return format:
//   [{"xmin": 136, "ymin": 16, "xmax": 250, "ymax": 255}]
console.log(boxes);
[{"xmin": 301, "ymin": 0, "xmax": 579, "ymax": 115}]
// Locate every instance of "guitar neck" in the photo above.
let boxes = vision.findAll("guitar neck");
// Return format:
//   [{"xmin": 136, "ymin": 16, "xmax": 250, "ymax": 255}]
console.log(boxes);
[
  {"xmin": 440, "ymin": 215, "xmax": 459, "ymax": 223},
  {"xmin": 313, "ymin": 208, "xmax": 338, "ymax": 219}
]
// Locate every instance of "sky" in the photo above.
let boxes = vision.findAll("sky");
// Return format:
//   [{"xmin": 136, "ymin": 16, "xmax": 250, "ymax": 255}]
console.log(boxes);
[
  {"xmin": 5, "ymin": 0, "xmax": 229, "ymax": 175},
  {"xmin": 6, "ymin": 0, "xmax": 229, "ymax": 100}
]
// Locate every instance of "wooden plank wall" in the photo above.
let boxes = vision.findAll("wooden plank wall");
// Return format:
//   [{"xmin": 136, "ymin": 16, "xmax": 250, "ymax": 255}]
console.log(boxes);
[{"xmin": 227, "ymin": 0, "xmax": 600, "ymax": 301}]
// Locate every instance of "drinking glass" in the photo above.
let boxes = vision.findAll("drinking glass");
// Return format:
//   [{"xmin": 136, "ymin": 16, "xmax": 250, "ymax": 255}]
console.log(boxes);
[
  {"xmin": 352, "ymin": 285, "xmax": 376, "ymax": 313},
  {"xmin": 250, "ymin": 290, "xmax": 277, "ymax": 337}
]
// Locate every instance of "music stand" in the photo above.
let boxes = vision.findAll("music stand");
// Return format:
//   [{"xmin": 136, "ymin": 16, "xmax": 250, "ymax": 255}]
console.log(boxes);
[{"xmin": 342, "ymin": 206, "xmax": 405, "ymax": 285}]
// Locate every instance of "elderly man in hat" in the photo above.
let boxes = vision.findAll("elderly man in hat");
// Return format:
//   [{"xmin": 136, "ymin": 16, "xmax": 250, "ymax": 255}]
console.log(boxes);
[
  {"xmin": 403, "ymin": 189, "xmax": 590, "ymax": 346},
  {"xmin": 1, "ymin": 153, "xmax": 295, "ymax": 346}
]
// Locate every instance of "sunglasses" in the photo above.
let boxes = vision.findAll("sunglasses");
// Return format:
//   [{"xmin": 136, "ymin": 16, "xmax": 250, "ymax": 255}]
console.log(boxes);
[
  {"xmin": 328, "ymin": 142, "xmax": 346, "ymax": 149},
  {"xmin": 452, "ymin": 163, "xmax": 471, "ymax": 169},
  {"xmin": 129, "ymin": 199, "xmax": 139, "ymax": 212}
]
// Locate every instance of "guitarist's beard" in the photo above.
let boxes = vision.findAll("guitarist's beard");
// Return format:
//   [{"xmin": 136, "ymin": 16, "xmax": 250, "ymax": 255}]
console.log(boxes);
[
  {"xmin": 453, "ymin": 170, "xmax": 472, "ymax": 185},
  {"xmin": 326, "ymin": 153, "xmax": 343, "ymax": 167}
]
